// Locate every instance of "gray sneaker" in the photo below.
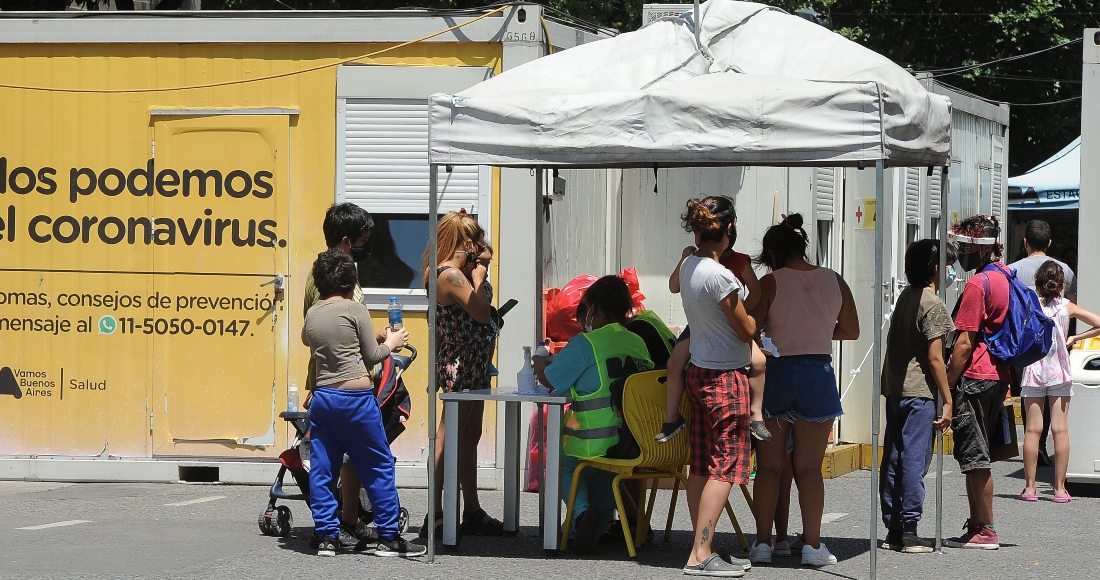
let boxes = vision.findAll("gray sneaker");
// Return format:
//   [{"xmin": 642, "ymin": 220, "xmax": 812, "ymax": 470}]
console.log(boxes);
[
  {"xmin": 341, "ymin": 520, "xmax": 378, "ymax": 552},
  {"xmin": 656, "ymin": 416, "xmax": 686, "ymax": 444},
  {"xmin": 316, "ymin": 535, "xmax": 337, "ymax": 557},
  {"xmin": 376, "ymin": 536, "xmax": 427, "ymax": 558},
  {"xmin": 683, "ymin": 553, "xmax": 745, "ymax": 577}
]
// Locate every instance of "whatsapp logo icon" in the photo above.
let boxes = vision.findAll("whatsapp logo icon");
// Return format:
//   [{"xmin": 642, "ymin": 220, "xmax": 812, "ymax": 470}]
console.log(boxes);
[{"xmin": 98, "ymin": 315, "xmax": 118, "ymax": 335}]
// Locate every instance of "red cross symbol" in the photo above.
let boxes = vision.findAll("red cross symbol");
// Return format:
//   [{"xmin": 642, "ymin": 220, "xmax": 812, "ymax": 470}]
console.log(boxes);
[{"xmin": 855, "ymin": 205, "xmax": 864, "ymax": 223}]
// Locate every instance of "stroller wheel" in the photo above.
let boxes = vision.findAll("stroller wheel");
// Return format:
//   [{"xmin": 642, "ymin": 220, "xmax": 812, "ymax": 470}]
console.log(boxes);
[
  {"xmin": 399, "ymin": 507, "xmax": 410, "ymax": 535},
  {"xmin": 258, "ymin": 508, "xmax": 274, "ymax": 536},
  {"xmin": 271, "ymin": 505, "xmax": 293, "ymax": 537}
]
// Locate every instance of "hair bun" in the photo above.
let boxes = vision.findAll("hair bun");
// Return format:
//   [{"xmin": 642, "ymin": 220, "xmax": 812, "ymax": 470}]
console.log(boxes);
[{"xmin": 783, "ymin": 213, "xmax": 804, "ymax": 230}]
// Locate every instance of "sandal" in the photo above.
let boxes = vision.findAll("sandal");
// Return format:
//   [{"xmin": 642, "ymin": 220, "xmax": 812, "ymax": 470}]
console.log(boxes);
[
  {"xmin": 1018, "ymin": 491, "xmax": 1038, "ymax": 502},
  {"xmin": 418, "ymin": 512, "xmax": 443, "ymax": 539},
  {"xmin": 1053, "ymin": 491, "xmax": 1072, "ymax": 504},
  {"xmin": 461, "ymin": 507, "xmax": 506, "ymax": 536},
  {"xmin": 683, "ymin": 553, "xmax": 745, "ymax": 577}
]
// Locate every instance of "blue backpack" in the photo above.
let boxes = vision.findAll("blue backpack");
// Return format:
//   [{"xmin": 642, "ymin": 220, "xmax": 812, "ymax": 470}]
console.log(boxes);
[{"xmin": 977, "ymin": 264, "xmax": 1055, "ymax": 367}]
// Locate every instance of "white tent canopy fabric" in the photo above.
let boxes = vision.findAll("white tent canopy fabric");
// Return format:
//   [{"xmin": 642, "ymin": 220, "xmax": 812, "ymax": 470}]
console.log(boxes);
[
  {"xmin": 423, "ymin": 3, "xmax": 954, "ymax": 576},
  {"xmin": 1008, "ymin": 137, "xmax": 1080, "ymax": 210},
  {"xmin": 428, "ymin": 0, "xmax": 951, "ymax": 168}
]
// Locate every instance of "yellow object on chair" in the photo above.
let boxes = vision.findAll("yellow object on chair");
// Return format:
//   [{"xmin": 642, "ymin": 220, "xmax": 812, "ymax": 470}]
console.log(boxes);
[{"xmin": 559, "ymin": 369, "xmax": 754, "ymax": 558}]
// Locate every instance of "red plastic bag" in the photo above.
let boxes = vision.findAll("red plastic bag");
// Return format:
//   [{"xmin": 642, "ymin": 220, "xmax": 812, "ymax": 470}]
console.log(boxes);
[
  {"xmin": 619, "ymin": 266, "xmax": 647, "ymax": 313},
  {"xmin": 544, "ymin": 268, "xmax": 646, "ymax": 342},
  {"xmin": 524, "ymin": 405, "xmax": 546, "ymax": 493},
  {"xmin": 544, "ymin": 274, "xmax": 597, "ymax": 342}
]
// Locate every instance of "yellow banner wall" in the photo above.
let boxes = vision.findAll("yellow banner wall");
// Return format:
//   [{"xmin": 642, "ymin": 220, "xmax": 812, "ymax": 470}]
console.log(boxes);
[{"xmin": 0, "ymin": 42, "xmax": 501, "ymax": 462}]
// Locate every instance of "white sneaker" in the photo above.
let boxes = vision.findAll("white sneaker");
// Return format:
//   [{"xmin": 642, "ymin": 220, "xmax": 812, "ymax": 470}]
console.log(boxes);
[
  {"xmin": 748, "ymin": 541, "xmax": 772, "ymax": 564},
  {"xmin": 801, "ymin": 542, "xmax": 837, "ymax": 566}
]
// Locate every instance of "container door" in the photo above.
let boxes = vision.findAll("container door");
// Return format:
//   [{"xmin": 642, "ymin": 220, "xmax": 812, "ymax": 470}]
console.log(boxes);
[{"xmin": 149, "ymin": 115, "xmax": 290, "ymax": 456}]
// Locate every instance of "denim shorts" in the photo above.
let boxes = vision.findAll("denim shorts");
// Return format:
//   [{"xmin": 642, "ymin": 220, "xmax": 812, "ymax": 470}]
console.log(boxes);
[{"xmin": 763, "ymin": 355, "xmax": 843, "ymax": 422}]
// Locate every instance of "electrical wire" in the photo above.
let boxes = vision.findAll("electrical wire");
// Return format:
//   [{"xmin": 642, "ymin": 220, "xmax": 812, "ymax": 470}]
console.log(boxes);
[
  {"xmin": 829, "ymin": 12, "xmax": 1100, "ymax": 17},
  {"xmin": 970, "ymin": 74, "xmax": 1081, "ymax": 84},
  {"xmin": 923, "ymin": 37, "xmax": 1080, "ymax": 76},
  {"xmin": 0, "ymin": 4, "xmax": 507, "ymax": 93},
  {"xmin": 1001, "ymin": 95, "xmax": 1081, "ymax": 107}
]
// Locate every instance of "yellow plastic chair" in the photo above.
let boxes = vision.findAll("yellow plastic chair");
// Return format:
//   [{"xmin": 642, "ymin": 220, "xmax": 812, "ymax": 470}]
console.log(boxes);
[{"xmin": 559, "ymin": 369, "xmax": 753, "ymax": 557}]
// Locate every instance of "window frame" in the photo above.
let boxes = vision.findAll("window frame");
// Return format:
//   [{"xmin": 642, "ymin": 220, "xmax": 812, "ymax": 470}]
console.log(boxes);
[{"xmin": 333, "ymin": 65, "xmax": 495, "ymax": 308}]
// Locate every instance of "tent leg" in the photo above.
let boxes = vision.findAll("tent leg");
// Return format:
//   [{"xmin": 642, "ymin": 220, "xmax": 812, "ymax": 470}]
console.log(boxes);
[
  {"xmin": 427, "ymin": 164, "xmax": 440, "ymax": 562},
  {"xmin": 935, "ymin": 166, "xmax": 950, "ymax": 552},
  {"xmin": 869, "ymin": 159, "xmax": 885, "ymax": 580}
]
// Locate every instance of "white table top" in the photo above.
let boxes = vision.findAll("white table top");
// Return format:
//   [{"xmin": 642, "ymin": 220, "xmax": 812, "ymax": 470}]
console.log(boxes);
[{"xmin": 438, "ymin": 387, "xmax": 570, "ymax": 404}]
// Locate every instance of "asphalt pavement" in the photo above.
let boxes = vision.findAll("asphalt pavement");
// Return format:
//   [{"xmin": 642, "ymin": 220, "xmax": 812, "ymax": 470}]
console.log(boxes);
[{"xmin": 1, "ymin": 453, "xmax": 1096, "ymax": 580}]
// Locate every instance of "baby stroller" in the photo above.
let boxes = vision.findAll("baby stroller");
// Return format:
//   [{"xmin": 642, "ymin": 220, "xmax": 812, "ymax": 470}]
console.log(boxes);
[{"xmin": 258, "ymin": 346, "xmax": 416, "ymax": 537}]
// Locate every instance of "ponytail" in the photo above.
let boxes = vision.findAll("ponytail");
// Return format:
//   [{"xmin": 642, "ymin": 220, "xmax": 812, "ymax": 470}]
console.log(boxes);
[{"xmin": 756, "ymin": 213, "xmax": 810, "ymax": 270}]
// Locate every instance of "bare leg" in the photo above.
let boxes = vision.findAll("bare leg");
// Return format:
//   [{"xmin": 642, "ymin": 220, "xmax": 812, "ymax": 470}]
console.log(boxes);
[
  {"xmin": 340, "ymin": 464, "xmax": 361, "ymax": 524},
  {"xmin": 774, "ymin": 452, "xmax": 794, "ymax": 540},
  {"xmin": 751, "ymin": 418, "xmax": 791, "ymax": 546},
  {"xmin": 457, "ymin": 401, "xmax": 485, "ymax": 512},
  {"xmin": 1022, "ymin": 397, "xmax": 1044, "ymax": 497},
  {"xmin": 665, "ymin": 340, "xmax": 690, "ymax": 423},
  {"xmin": 686, "ymin": 475, "xmax": 734, "ymax": 566},
  {"xmin": 1049, "ymin": 395, "xmax": 1071, "ymax": 498},
  {"xmin": 748, "ymin": 342, "xmax": 766, "ymax": 424},
  {"xmin": 790, "ymin": 419, "xmax": 832, "ymax": 549},
  {"xmin": 966, "ymin": 469, "xmax": 994, "ymax": 527},
  {"xmin": 432, "ymin": 401, "xmax": 486, "ymax": 518},
  {"xmin": 964, "ymin": 473, "xmax": 978, "ymax": 522}
]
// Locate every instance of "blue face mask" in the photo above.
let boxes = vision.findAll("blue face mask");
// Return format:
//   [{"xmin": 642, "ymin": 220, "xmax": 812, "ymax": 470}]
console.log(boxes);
[{"xmin": 946, "ymin": 265, "xmax": 958, "ymax": 286}]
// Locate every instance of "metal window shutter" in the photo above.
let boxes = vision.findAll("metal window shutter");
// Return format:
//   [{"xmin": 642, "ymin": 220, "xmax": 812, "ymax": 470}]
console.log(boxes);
[
  {"xmin": 904, "ymin": 167, "xmax": 920, "ymax": 223},
  {"xmin": 342, "ymin": 98, "xmax": 479, "ymax": 214},
  {"xmin": 930, "ymin": 167, "xmax": 942, "ymax": 218},
  {"xmin": 992, "ymin": 136, "xmax": 1004, "ymax": 218},
  {"xmin": 814, "ymin": 167, "xmax": 835, "ymax": 220}
]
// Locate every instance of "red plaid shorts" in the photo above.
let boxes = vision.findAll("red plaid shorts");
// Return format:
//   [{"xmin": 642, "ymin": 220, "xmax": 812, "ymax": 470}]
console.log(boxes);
[{"xmin": 685, "ymin": 364, "xmax": 751, "ymax": 484}]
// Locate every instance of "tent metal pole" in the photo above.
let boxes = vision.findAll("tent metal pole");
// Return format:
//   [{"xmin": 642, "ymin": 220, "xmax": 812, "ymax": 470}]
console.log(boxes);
[
  {"xmin": 870, "ymin": 159, "xmax": 885, "ymax": 580},
  {"xmin": 427, "ymin": 163, "xmax": 440, "ymax": 562},
  {"xmin": 935, "ymin": 165, "xmax": 950, "ymax": 552},
  {"xmin": 693, "ymin": 0, "xmax": 701, "ymax": 50}
]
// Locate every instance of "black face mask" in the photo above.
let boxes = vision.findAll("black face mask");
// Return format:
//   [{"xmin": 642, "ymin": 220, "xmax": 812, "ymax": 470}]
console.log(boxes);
[
  {"xmin": 957, "ymin": 249, "xmax": 984, "ymax": 272},
  {"xmin": 350, "ymin": 241, "xmax": 371, "ymax": 262}
]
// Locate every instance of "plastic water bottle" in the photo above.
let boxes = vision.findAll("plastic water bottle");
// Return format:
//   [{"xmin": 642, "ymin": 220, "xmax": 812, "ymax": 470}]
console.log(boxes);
[
  {"xmin": 387, "ymin": 296, "xmax": 403, "ymax": 330},
  {"xmin": 287, "ymin": 380, "xmax": 299, "ymax": 413},
  {"xmin": 517, "ymin": 346, "xmax": 537, "ymax": 394},
  {"xmin": 534, "ymin": 340, "xmax": 550, "ymax": 360}
]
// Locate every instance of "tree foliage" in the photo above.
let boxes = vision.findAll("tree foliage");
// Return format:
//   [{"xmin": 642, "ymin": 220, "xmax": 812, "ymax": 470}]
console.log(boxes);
[{"xmin": 1, "ymin": 0, "xmax": 1093, "ymax": 173}]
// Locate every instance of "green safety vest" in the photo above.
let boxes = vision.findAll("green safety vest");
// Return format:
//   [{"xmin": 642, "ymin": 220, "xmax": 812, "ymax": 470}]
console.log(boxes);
[
  {"xmin": 631, "ymin": 309, "xmax": 676, "ymax": 359},
  {"xmin": 563, "ymin": 323, "xmax": 655, "ymax": 459}
]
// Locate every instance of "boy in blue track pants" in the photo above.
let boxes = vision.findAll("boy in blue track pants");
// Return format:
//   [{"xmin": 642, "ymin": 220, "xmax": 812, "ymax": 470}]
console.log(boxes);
[
  {"xmin": 878, "ymin": 239, "xmax": 956, "ymax": 553},
  {"xmin": 303, "ymin": 248, "xmax": 426, "ymax": 558}
]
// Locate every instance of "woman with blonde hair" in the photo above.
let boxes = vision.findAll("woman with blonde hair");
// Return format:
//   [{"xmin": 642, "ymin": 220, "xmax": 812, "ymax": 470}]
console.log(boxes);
[{"xmin": 420, "ymin": 210, "xmax": 504, "ymax": 538}]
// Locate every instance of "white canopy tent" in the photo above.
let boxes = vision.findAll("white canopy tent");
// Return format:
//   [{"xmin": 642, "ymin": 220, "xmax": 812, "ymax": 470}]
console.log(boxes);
[{"xmin": 423, "ymin": 1, "xmax": 954, "ymax": 576}]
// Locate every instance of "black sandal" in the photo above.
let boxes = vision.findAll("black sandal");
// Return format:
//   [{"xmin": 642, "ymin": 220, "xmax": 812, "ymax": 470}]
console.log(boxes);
[
  {"xmin": 418, "ymin": 512, "xmax": 443, "ymax": 539},
  {"xmin": 460, "ymin": 507, "xmax": 505, "ymax": 536}
]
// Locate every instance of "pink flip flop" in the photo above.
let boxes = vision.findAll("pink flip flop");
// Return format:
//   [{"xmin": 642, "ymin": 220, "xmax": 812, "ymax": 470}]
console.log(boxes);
[
  {"xmin": 1053, "ymin": 492, "xmax": 1072, "ymax": 504},
  {"xmin": 1019, "ymin": 492, "xmax": 1038, "ymax": 502}
]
